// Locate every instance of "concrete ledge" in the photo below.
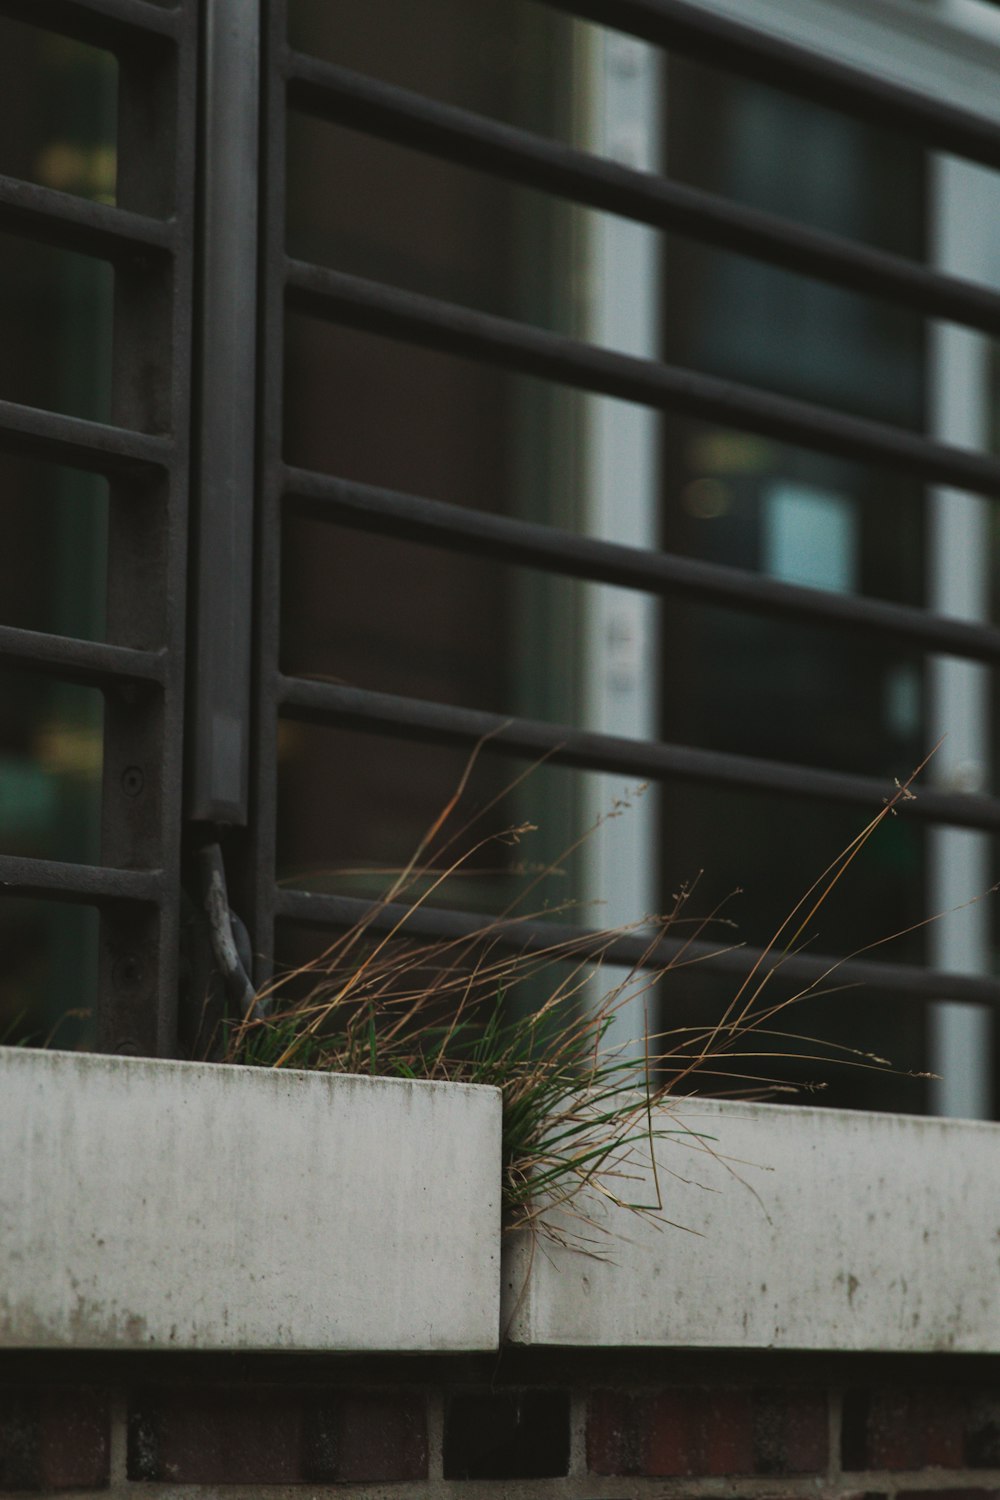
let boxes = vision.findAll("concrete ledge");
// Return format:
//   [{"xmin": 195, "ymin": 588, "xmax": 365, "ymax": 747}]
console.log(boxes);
[
  {"xmin": 502, "ymin": 1098, "xmax": 1000, "ymax": 1352},
  {"xmin": 0, "ymin": 1047, "xmax": 502, "ymax": 1352}
]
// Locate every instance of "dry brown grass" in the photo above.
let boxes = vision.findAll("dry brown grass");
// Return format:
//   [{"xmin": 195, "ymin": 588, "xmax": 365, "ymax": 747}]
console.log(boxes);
[{"xmin": 229, "ymin": 745, "xmax": 939, "ymax": 1251}]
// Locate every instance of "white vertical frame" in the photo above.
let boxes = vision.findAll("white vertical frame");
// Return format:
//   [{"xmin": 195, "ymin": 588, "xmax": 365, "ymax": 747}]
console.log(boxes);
[
  {"xmin": 676, "ymin": 0, "xmax": 1000, "ymax": 1116},
  {"xmin": 925, "ymin": 5, "xmax": 1000, "ymax": 1117},
  {"xmin": 578, "ymin": 26, "xmax": 663, "ymax": 1057}
]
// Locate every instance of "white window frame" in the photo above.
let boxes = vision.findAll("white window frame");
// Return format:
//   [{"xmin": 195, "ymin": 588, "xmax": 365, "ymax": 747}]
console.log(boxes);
[
  {"xmin": 576, "ymin": 24, "xmax": 663, "ymax": 1058},
  {"xmin": 688, "ymin": 0, "xmax": 1000, "ymax": 1118},
  {"xmin": 578, "ymin": 0, "xmax": 1000, "ymax": 1108}
]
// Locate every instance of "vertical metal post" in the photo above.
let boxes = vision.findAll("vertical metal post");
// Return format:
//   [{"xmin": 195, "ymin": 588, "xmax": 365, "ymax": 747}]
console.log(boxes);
[
  {"xmin": 245, "ymin": 0, "xmax": 287, "ymax": 981},
  {"xmin": 98, "ymin": 13, "xmax": 199, "ymax": 1057},
  {"xmin": 187, "ymin": 0, "xmax": 261, "ymax": 825}
]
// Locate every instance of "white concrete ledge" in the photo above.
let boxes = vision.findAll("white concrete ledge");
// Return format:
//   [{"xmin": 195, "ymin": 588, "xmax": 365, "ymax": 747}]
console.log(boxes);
[
  {"xmin": 502, "ymin": 1098, "xmax": 1000, "ymax": 1352},
  {"xmin": 7, "ymin": 1052, "xmax": 998, "ymax": 1356},
  {"xmin": 0, "ymin": 1047, "xmax": 502, "ymax": 1352}
]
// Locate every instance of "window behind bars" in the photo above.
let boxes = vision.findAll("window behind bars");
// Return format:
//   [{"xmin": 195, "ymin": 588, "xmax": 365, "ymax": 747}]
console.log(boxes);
[{"xmin": 0, "ymin": 0, "xmax": 998, "ymax": 1119}]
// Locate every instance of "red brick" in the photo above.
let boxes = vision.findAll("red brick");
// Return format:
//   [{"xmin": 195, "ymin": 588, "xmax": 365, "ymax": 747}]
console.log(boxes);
[
  {"xmin": 704, "ymin": 1389, "xmax": 756, "ymax": 1476},
  {"xmin": 860, "ymin": 1390, "xmax": 965, "ymax": 1471},
  {"xmin": 128, "ymin": 1390, "xmax": 302, "ymax": 1483},
  {"xmin": 443, "ymin": 1391, "xmax": 567, "ymax": 1481},
  {"xmin": 128, "ymin": 1388, "xmax": 427, "ymax": 1486},
  {"xmin": 589, "ymin": 1389, "xmax": 759, "ymax": 1479},
  {"xmin": 587, "ymin": 1392, "xmax": 642, "ymax": 1476},
  {"xmin": 644, "ymin": 1389, "xmax": 703, "ymax": 1476},
  {"xmin": 966, "ymin": 1394, "xmax": 1000, "ymax": 1467},
  {"xmin": 307, "ymin": 1393, "xmax": 427, "ymax": 1483},
  {"xmin": 1, "ymin": 1390, "xmax": 109, "ymax": 1492},
  {"xmin": 753, "ymin": 1389, "xmax": 828, "ymax": 1475},
  {"xmin": 38, "ymin": 1392, "xmax": 110, "ymax": 1490},
  {"xmin": 0, "ymin": 1395, "xmax": 40, "ymax": 1491}
]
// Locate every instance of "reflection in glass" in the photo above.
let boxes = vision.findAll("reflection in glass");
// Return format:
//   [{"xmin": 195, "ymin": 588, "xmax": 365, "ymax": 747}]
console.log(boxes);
[{"xmin": 0, "ymin": 23, "xmax": 115, "ymax": 1046}]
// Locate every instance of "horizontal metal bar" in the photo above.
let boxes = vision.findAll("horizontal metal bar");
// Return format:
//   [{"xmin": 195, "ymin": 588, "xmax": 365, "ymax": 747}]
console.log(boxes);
[
  {"xmin": 0, "ymin": 855, "xmax": 163, "ymax": 906},
  {"xmin": 541, "ymin": 0, "xmax": 1000, "ymax": 172},
  {"xmin": 283, "ymin": 467, "xmax": 1000, "ymax": 665},
  {"xmin": 285, "ymin": 52, "xmax": 1000, "ymax": 339},
  {"xmin": 0, "ymin": 627, "xmax": 165, "ymax": 689},
  {"xmin": 0, "ymin": 399, "xmax": 172, "ymax": 476},
  {"xmin": 274, "ymin": 888, "xmax": 1000, "ymax": 1010},
  {"xmin": 276, "ymin": 676, "xmax": 1000, "ymax": 834},
  {"xmin": 286, "ymin": 264, "xmax": 1000, "ymax": 501},
  {"xmin": 0, "ymin": 0, "xmax": 179, "ymax": 50},
  {"xmin": 0, "ymin": 174, "xmax": 174, "ymax": 264}
]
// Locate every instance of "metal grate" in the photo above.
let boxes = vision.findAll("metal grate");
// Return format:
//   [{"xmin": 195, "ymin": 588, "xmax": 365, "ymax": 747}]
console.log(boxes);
[
  {"xmin": 246, "ymin": 0, "xmax": 1000, "ymax": 1022},
  {"xmin": 6, "ymin": 0, "xmax": 1000, "ymax": 1059},
  {"xmin": 0, "ymin": 0, "xmax": 197, "ymax": 1056}
]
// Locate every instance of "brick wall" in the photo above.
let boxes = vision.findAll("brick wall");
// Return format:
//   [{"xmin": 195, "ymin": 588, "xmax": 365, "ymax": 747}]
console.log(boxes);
[{"xmin": 3, "ymin": 1351, "xmax": 1000, "ymax": 1496}]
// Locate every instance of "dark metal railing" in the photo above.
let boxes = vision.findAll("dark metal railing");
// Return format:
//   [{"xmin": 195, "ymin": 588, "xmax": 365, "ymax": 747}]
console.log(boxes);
[
  {"xmin": 541, "ymin": 0, "xmax": 1000, "ymax": 167},
  {"xmin": 0, "ymin": 0, "xmax": 196, "ymax": 1056},
  {"xmin": 285, "ymin": 50, "xmax": 1000, "ymax": 338},
  {"xmin": 284, "ymin": 469, "xmax": 1000, "ymax": 663},
  {"xmin": 9, "ymin": 0, "xmax": 997, "ymax": 1056},
  {"xmin": 246, "ymin": 0, "xmax": 1000, "ymax": 1022},
  {"xmin": 286, "ymin": 260, "xmax": 1000, "ymax": 498},
  {"xmin": 276, "ymin": 675, "xmax": 1000, "ymax": 835},
  {"xmin": 0, "ymin": 173, "xmax": 176, "ymax": 263},
  {"xmin": 274, "ymin": 887, "xmax": 1000, "ymax": 1010}
]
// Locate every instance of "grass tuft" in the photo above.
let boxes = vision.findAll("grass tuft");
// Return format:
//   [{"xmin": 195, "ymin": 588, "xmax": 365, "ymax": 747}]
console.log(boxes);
[{"xmin": 226, "ymin": 747, "xmax": 940, "ymax": 1253}]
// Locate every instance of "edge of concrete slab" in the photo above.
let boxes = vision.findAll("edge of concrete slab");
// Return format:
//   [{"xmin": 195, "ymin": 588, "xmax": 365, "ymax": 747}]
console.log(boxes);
[
  {"xmin": 502, "ymin": 1096, "xmax": 1000, "ymax": 1353},
  {"xmin": 0, "ymin": 1046, "xmax": 502, "ymax": 1352},
  {"xmin": 8, "ymin": 1050, "xmax": 998, "ymax": 1355}
]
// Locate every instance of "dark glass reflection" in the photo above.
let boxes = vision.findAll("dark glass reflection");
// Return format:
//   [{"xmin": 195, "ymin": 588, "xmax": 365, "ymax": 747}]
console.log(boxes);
[
  {"xmin": 0, "ymin": 19, "xmax": 116, "ymax": 1046},
  {"xmin": 659, "ymin": 63, "xmax": 929, "ymax": 1109}
]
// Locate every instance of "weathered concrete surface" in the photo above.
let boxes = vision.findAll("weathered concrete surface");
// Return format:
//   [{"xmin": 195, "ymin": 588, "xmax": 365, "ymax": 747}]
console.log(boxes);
[
  {"xmin": 503, "ymin": 1098, "xmax": 1000, "ymax": 1351},
  {"xmin": 0, "ymin": 1047, "xmax": 501, "ymax": 1351}
]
